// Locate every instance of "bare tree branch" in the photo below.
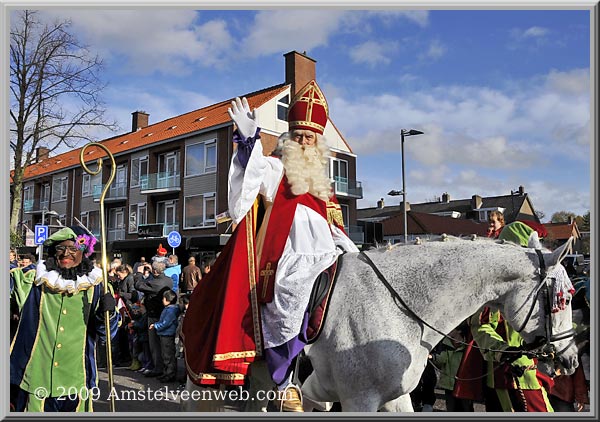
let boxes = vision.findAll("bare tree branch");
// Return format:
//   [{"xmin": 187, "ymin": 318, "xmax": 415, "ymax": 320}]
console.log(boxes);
[{"xmin": 10, "ymin": 10, "xmax": 119, "ymax": 230}]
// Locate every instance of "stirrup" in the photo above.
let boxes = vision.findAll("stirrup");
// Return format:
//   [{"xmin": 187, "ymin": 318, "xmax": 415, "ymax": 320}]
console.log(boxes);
[{"xmin": 278, "ymin": 384, "xmax": 304, "ymax": 412}]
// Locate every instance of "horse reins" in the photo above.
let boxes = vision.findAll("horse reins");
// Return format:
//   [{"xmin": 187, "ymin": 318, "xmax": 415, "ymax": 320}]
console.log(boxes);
[{"xmin": 358, "ymin": 249, "xmax": 575, "ymax": 361}]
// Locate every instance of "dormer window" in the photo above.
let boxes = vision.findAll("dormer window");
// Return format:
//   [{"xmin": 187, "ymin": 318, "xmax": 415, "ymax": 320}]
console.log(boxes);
[{"xmin": 277, "ymin": 94, "xmax": 289, "ymax": 121}]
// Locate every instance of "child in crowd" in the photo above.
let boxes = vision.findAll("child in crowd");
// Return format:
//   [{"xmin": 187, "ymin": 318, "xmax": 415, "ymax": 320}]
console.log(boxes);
[
  {"xmin": 135, "ymin": 303, "xmax": 153, "ymax": 375},
  {"xmin": 149, "ymin": 289, "xmax": 180, "ymax": 382}
]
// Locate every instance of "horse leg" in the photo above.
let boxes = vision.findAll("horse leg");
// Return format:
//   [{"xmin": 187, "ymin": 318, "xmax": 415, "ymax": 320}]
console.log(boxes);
[
  {"xmin": 243, "ymin": 360, "xmax": 272, "ymax": 412},
  {"xmin": 339, "ymin": 394, "xmax": 380, "ymax": 412},
  {"xmin": 301, "ymin": 372, "xmax": 336, "ymax": 412},
  {"xmin": 379, "ymin": 394, "xmax": 414, "ymax": 412}
]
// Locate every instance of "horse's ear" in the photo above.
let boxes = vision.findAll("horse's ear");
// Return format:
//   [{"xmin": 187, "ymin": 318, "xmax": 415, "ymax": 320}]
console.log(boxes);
[{"xmin": 548, "ymin": 237, "xmax": 573, "ymax": 266}]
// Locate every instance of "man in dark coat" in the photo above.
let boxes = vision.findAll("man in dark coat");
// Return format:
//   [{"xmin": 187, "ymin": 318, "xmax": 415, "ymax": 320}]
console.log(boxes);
[{"xmin": 134, "ymin": 261, "xmax": 173, "ymax": 377}]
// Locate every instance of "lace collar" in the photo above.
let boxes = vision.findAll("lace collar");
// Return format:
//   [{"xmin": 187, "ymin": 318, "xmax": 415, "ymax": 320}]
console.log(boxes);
[{"xmin": 35, "ymin": 260, "xmax": 104, "ymax": 294}]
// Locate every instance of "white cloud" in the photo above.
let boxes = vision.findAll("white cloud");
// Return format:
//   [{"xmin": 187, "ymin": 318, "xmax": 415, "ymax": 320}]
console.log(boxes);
[
  {"xmin": 545, "ymin": 68, "xmax": 590, "ymax": 95},
  {"xmin": 240, "ymin": 10, "xmax": 346, "ymax": 57},
  {"xmin": 349, "ymin": 40, "xmax": 399, "ymax": 67},
  {"xmin": 523, "ymin": 26, "xmax": 549, "ymax": 38},
  {"xmin": 418, "ymin": 40, "xmax": 446, "ymax": 61},
  {"xmin": 40, "ymin": 10, "xmax": 232, "ymax": 75}
]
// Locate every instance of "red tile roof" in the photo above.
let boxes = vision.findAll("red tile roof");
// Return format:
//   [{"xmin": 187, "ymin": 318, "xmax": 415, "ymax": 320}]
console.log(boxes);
[
  {"xmin": 22, "ymin": 84, "xmax": 288, "ymax": 181},
  {"xmin": 383, "ymin": 211, "xmax": 489, "ymax": 237},
  {"xmin": 544, "ymin": 222, "xmax": 579, "ymax": 240}
]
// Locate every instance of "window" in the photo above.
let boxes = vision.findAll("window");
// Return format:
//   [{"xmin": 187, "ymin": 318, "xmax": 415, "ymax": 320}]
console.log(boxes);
[
  {"xmin": 52, "ymin": 176, "xmax": 68, "ymax": 202},
  {"xmin": 41, "ymin": 184, "xmax": 50, "ymax": 208},
  {"xmin": 111, "ymin": 164, "xmax": 127, "ymax": 197},
  {"xmin": 340, "ymin": 204, "xmax": 349, "ymax": 228},
  {"xmin": 131, "ymin": 156, "xmax": 148, "ymax": 187},
  {"xmin": 22, "ymin": 185, "xmax": 34, "ymax": 212},
  {"xmin": 82, "ymin": 174, "xmax": 92, "ymax": 196},
  {"xmin": 80, "ymin": 210, "xmax": 100, "ymax": 237},
  {"xmin": 184, "ymin": 193, "xmax": 216, "ymax": 229},
  {"xmin": 185, "ymin": 141, "xmax": 217, "ymax": 177},
  {"xmin": 58, "ymin": 214, "xmax": 67, "ymax": 226},
  {"xmin": 277, "ymin": 94, "xmax": 289, "ymax": 121},
  {"xmin": 331, "ymin": 159, "xmax": 349, "ymax": 193},
  {"xmin": 157, "ymin": 200, "xmax": 179, "ymax": 235},
  {"xmin": 108, "ymin": 208, "xmax": 126, "ymax": 241},
  {"xmin": 129, "ymin": 203, "xmax": 147, "ymax": 233}
]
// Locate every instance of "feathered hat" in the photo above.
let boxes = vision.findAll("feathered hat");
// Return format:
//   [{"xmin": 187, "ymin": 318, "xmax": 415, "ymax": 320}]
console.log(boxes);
[
  {"xmin": 287, "ymin": 80, "xmax": 329, "ymax": 135},
  {"xmin": 44, "ymin": 226, "xmax": 97, "ymax": 258}
]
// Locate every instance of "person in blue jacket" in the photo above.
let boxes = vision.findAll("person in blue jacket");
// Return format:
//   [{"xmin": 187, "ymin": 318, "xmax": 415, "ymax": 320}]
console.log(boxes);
[{"xmin": 149, "ymin": 289, "xmax": 180, "ymax": 382}]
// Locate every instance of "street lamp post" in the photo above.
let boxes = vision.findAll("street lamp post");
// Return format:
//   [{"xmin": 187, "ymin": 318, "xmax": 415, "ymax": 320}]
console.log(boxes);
[{"xmin": 388, "ymin": 129, "xmax": 424, "ymax": 244}]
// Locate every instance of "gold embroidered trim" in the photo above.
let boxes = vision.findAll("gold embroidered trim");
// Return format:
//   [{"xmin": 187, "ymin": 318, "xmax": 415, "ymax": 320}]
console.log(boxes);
[
  {"xmin": 184, "ymin": 358, "xmax": 246, "ymax": 382},
  {"xmin": 212, "ymin": 350, "xmax": 257, "ymax": 361},
  {"xmin": 246, "ymin": 206, "xmax": 263, "ymax": 355}
]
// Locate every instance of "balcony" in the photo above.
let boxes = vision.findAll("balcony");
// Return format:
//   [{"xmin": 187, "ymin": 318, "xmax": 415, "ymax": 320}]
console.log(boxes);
[
  {"xmin": 23, "ymin": 199, "xmax": 50, "ymax": 214},
  {"xmin": 160, "ymin": 223, "xmax": 180, "ymax": 237},
  {"xmin": 140, "ymin": 172, "xmax": 181, "ymax": 194},
  {"xmin": 93, "ymin": 182, "xmax": 128, "ymax": 202},
  {"xmin": 333, "ymin": 176, "xmax": 363, "ymax": 199},
  {"xmin": 107, "ymin": 227, "xmax": 126, "ymax": 242},
  {"xmin": 346, "ymin": 225, "xmax": 365, "ymax": 244}
]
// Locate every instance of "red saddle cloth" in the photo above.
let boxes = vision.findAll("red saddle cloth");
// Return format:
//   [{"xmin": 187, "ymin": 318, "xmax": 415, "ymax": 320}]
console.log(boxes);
[{"xmin": 306, "ymin": 261, "xmax": 339, "ymax": 344}]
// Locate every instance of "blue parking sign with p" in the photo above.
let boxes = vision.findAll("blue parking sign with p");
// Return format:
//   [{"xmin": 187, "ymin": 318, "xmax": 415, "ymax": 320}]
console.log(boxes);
[{"xmin": 34, "ymin": 225, "xmax": 49, "ymax": 245}]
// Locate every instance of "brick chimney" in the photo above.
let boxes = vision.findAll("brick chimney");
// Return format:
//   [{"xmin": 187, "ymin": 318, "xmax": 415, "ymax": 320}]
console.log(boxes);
[
  {"xmin": 518, "ymin": 185, "xmax": 525, "ymax": 195},
  {"xmin": 132, "ymin": 111, "xmax": 149, "ymax": 132},
  {"xmin": 471, "ymin": 194, "xmax": 482, "ymax": 209},
  {"xmin": 284, "ymin": 51, "xmax": 316, "ymax": 97},
  {"xmin": 377, "ymin": 198, "xmax": 385, "ymax": 209},
  {"xmin": 36, "ymin": 146, "xmax": 50, "ymax": 163},
  {"xmin": 441, "ymin": 192, "xmax": 450, "ymax": 203}
]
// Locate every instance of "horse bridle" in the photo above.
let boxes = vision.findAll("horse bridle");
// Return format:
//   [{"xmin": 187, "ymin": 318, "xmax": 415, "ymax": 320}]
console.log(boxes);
[
  {"xmin": 517, "ymin": 250, "xmax": 577, "ymax": 359},
  {"xmin": 359, "ymin": 249, "xmax": 576, "ymax": 360}
]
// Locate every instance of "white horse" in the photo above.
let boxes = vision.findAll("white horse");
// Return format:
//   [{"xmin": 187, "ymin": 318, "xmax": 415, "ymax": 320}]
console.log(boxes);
[{"xmin": 184, "ymin": 236, "xmax": 578, "ymax": 412}]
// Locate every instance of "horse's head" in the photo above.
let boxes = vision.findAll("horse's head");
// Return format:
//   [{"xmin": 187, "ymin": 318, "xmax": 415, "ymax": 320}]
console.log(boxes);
[{"xmin": 502, "ymin": 238, "xmax": 579, "ymax": 376}]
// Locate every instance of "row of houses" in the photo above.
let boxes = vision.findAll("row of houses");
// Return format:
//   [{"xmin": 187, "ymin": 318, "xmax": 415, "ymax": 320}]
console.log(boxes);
[
  {"xmin": 357, "ymin": 188, "xmax": 584, "ymax": 253},
  {"xmin": 11, "ymin": 51, "xmax": 582, "ymax": 264}
]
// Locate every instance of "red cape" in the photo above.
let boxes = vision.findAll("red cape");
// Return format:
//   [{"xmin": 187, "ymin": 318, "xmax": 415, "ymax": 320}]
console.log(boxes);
[{"xmin": 181, "ymin": 210, "xmax": 262, "ymax": 386}]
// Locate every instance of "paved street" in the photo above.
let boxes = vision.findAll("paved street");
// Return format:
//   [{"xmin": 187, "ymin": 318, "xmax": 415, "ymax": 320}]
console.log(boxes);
[{"xmin": 92, "ymin": 361, "xmax": 484, "ymax": 413}]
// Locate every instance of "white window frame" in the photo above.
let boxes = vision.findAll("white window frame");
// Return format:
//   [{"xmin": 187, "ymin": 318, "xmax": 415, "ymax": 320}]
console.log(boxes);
[
  {"xmin": 52, "ymin": 176, "xmax": 68, "ymax": 202},
  {"xmin": 130, "ymin": 155, "xmax": 148, "ymax": 188},
  {"xmin": 82, "ymin": 174, "xmax": 92, "ymax": 197},
  {"xmin": 41, "ymin": 183, "xmax": 50, "ymax": 206},
  {"xmin": 23, "ymin": 185, "xmax": 34, "ymax": 203},
  {"xmin": 183, "ymin": 192, "xmax": 216, "ymax": 229},
  {"xmin": 185, "ymin": 140, "xmax": 217, "ymax": 177},
  {"xmin": 128, "ymin": 202, "xmax": 147, "ymax": 234},
  {"xmin": 277, "ymin": 94, "xmax": 289, "ymax": 122}
]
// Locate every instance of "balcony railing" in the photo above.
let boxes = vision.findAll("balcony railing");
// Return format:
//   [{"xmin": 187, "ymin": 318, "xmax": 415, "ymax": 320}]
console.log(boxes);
[
  {"xmin": 160, "ymin": 223, "xmax": 180, "ymax": 237},
  {"xmin": 107, "ymin": 228, "xmax": 126, "ymax": 242},
  {"xmin": 140, "ymin": 172, "xmax": 181, "ymax": 193},
  {"xmin": 23, "ymin": 199, "xmax": 50, "ymax": 213},
  {"xmin": 346, "ymin": 225, "xmax": 365, "ymax": 244},
  {"xmin": 93, "ymin": 182, "xmax": 127, "ymax": 201},
  {"xmin": 333, "ymin": 176, "xmax": 363, "ymax": 199}
]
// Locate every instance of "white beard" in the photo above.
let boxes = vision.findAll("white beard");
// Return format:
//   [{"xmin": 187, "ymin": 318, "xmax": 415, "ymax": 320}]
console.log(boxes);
[{"xmin": 281, "ymin": 134, "xmax": 332, "ymax": 201}]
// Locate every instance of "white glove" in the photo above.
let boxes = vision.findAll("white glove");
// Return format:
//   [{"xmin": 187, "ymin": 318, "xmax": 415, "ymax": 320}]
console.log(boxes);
[{"xmin": 227, "ymin": 97, "xmax": 257, "ymax": 140}]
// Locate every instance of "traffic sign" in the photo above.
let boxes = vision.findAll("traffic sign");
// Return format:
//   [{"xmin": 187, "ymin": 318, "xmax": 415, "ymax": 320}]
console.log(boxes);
[
  {"xmin": 167, "ymin": 231, "xmax": 181, "ymax": 248},
  {"xmin": 34, "ymin": 225, "xmax": 49, "ymax": 245}
]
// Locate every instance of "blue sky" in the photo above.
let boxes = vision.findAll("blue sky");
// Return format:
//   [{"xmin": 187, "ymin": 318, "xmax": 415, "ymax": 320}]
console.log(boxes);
[{"xmin": 28, "ymin": 7, "xmax": 592, "ymax": 221}]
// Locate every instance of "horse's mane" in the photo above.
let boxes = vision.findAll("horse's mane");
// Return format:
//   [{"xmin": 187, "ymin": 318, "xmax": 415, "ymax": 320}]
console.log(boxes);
[
  {"xmin": 363, "ymin": 233, "xmax": 551, "ymax": 254},
  {"xmin": 365, "ymin": 234, "xmax": 500, "ymax": 254}
]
